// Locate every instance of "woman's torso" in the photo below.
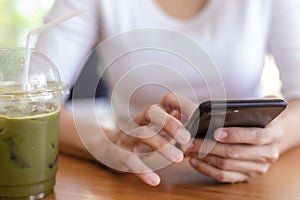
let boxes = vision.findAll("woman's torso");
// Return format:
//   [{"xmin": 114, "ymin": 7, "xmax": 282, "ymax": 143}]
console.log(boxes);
[{"xmin": 95, "ymin": 0, "xmax": 273, "ymax": 117}]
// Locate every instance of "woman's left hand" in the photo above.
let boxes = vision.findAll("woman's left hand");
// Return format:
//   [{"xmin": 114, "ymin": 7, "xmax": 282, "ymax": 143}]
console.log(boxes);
[{"xmin": 184, "ymin": 121, "xmax": 284, "ymax": 183}]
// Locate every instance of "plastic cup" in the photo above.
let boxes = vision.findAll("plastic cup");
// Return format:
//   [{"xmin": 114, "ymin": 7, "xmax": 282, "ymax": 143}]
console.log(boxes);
[{"xmin": 0, "ymin": 48, "xmax": 68, "ymax": 199}]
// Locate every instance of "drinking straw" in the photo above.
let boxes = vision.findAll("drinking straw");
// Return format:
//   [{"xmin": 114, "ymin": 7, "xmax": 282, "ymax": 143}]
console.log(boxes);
[{"xmin": 22, "ymin": 8, "xmax": 87, "ymax": 90}]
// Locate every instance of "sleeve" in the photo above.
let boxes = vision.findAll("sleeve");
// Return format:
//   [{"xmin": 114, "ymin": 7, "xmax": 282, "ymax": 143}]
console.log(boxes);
[
  {"xmin": 35, "ymin": 0, "xmax": 101, "ymax": 95},
  {"xmin": 269, "ymin": 0, "xmax": 300, "ymax": 100}
]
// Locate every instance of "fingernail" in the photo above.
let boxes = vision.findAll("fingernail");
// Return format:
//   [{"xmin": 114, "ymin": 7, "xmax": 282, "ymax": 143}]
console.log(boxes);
[
  {"xmin": 169, "ymin": 147, "xmax": 184, "ymax": 163},
  {"xmin": 198, "ymin": 152, "xmax": 207, "ymax": 158},
  {"xmin": 215, "ymin": 130, "xmax": 228, "ymax": 141},
  {"xmin": 177, "ymin": 129, "xmax": 191, "ymax": 143},
  {"xmin": 171, "ymin": 151, "xmax": 184, "ymax": 163},
  {"xmin": 148, "ymin": 173, "xmax": 160, "ymax": 186}
]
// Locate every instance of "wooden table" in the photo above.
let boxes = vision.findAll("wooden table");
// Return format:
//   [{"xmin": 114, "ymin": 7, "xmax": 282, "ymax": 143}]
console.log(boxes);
[{"xmin": 44, "ymin": 146, "xmax": 300, "ymax": 200}]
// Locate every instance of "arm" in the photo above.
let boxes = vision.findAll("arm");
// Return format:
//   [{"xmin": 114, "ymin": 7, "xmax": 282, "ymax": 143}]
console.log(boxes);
[
  {"xmin": 59, "ymin": 107, "xmax": 95, "ymax": 160},
  {"xmin": 269, "ymin": 0, "xmax": 300, "ymax": 154}
]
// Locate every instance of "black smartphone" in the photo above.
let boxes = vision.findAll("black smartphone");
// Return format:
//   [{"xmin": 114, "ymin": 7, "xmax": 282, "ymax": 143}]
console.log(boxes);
[{"xmin": 185, "ymin": 99, "xmax": 287, "ymax": 138}]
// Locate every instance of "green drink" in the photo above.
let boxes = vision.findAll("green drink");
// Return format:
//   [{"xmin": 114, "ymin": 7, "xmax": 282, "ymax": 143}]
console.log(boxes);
[
  {"xmin": 0, "ymin": 111, "xmax": 60, "ymax": 199},
  {"xmin": 0, "ymin": 48, "xmax": 68, "ymax": 199}
]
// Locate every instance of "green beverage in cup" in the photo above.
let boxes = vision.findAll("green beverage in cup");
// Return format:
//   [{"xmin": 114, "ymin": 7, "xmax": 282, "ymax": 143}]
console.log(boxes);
[{"xmin": 0, "ymin": 48, "xmax": 68, "ymax": 199}]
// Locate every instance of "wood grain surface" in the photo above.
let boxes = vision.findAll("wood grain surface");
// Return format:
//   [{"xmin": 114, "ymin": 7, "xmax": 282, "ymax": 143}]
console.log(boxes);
[{"xmin": 44, "ymin": 146, "xmax": 300, "ymax": 200}]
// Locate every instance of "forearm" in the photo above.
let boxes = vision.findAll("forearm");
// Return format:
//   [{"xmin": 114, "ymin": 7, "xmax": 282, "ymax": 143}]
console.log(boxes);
[
  {"xmin": 59, "ymin": 107, "xmax": 117, "ymax": 161},
  {"xmin": 277, "ymin": 99, "xmax": 300, "ymax": 154},
  {"xmin": 59, "ymin": 108, "xmax": 92, "ymax": 159}
]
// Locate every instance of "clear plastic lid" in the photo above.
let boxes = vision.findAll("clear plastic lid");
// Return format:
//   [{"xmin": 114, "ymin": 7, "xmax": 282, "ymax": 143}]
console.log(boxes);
[
  {"xmin": 0, "ymin": 48, "xmax": 68, "ymax": 117},
  {"xmin": 0, "ymin": 48, "xmax": 68, "ymax": 96}
]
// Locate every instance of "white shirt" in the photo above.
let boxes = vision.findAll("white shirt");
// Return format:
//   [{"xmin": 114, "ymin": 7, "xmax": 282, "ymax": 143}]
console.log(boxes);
[{"xmin": 37, "ymin": 0, "xmax": 300, "ymax": 117}]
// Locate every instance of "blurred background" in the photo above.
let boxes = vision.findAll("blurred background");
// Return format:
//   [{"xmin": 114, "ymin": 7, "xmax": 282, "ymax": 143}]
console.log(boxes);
[
  {"xmin": 0, "ymin": 0, "xmax": 54, "ymax": 46},
  {"xmin": 0, "ymin": 0, "xmax": 281, "ymax": 97}
]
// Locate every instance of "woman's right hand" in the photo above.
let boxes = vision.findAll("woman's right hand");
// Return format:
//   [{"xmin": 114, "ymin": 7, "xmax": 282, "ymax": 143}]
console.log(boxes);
[{"xmin": 110, "ymin": 93, "xmax": 196, "ymax": 186}]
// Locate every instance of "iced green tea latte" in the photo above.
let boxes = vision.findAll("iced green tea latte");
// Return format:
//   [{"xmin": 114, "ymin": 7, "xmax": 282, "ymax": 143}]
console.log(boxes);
[
  {"xmin": 0, "ymin": 82, "xmax": 65, "ymax": 200},
  {"xmin": 0, "ymin": 110, "xmax": 60, "ymax": 199},
  {"xmin": 0, "ymin": 48, "xmax": 67, "ymax": 199}
]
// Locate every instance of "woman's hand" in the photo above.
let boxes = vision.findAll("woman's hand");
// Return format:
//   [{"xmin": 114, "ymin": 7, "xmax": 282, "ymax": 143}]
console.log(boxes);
[
  {"xmin": 111, "ymin": 93, "xmax": 196, "ymax": 186},
  {"xmin": 184, "ymin": 121, "xmax": 284, "ymax": 183}
]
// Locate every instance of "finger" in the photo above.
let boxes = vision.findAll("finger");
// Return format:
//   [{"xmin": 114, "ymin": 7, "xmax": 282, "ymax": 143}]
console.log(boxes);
[
  {"xmin": 117, "ymin": 126, "xmax": 184, "ymax": 164},
  {"xmin": 140, "ymin": 132, "xmax": 184, "ymax": 163},
  {"xmin": 189, "ymin": 157, "xmax": 250, "ymax": 183},
  {"xmin": 135, "ymin": 104, "xmax": 191, "ymax": 144},
  {"xmin": 159, "ymin": 93, "xmax": 196, "ymax": 121},
  {"xmin": 184, "ymin": 139, "xmax": 219, "ymax": 157},
  {"xmin": 133, "ymin": 142, "xmax": 154, "ymax": 153},
  {"xmin": 127, "ymin": 125, "xmax": 184, "ymax": 163},
  {"xmin": 214, "ymin": 124, "xmax": 282, "ymax": 145},
  {"xmin": 169, "ymin": 110, "xmax": 181, "ymax": 120},
  {"xmin": 121, "ymin": 153, "xmax": 161, "ymax": 186},
  {"xmin": 191, "ymin": 154, "xmax": 270, "ymax": 176},
  {"xmin": 188, "ymin": 139, "xmax": 279, "ymax": 163}
]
